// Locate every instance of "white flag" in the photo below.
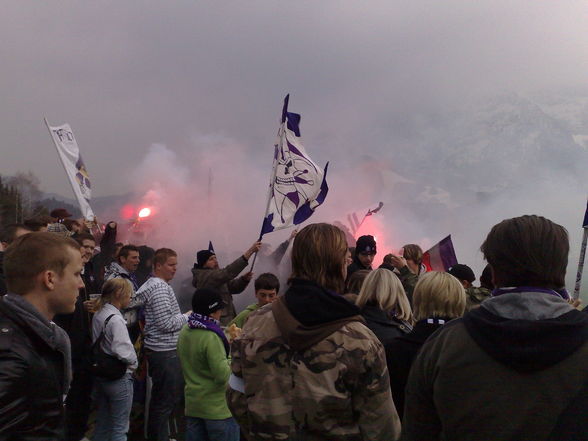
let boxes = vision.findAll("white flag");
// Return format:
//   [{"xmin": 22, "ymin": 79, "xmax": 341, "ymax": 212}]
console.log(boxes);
[
  {"xmin": 45, "ymin": 121, "xmax": 95, "ymax": 220},
  {"xmin": 261, "ymin": 95, "xmax": 329, "ymax": 235}
]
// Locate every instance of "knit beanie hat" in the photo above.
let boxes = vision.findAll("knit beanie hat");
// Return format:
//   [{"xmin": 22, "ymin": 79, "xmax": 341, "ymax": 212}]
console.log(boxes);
[
  {"xmin": 356, "ymin": 235, "xmax": 377, "ymax": 255},
  {"xmin": 447, "ymin": 264, "xmax": 476, "ymax": 283},
  {"xmin": 191, "ymin": 288, "xmax": 226, "ymax": 315},
  {"xmin": 196, "ymin": 250, "xmax": 215, "ymax": 268}
]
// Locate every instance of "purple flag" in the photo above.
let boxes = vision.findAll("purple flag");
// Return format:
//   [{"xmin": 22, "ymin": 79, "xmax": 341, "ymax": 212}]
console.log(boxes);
[
  {"xmin": 261, "ymin": 95, "xmax": 329, "ymax": 235},
  {"xmin": 422, "ymin": 235, "xmax": 458, "ymax": 272}
]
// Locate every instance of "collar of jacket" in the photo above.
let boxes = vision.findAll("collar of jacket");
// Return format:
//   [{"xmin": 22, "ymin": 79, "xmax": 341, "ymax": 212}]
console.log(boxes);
[
  {"xmin": 272, "ymin": 295, "xmax": 364, "ymax": 352},
  {"xmin": 361, "ymin": 304, "xmax": 412, "ymax": 332},
  {"xmin": 1, "ymin": 293, "xmax": 72, "ymax": 392}
]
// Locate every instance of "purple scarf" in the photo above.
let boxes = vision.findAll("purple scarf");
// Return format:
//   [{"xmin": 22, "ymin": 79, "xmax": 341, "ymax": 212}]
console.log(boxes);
[{"xmin": 187, "ymin": 313, "xmax": 230, "ymax": 355}]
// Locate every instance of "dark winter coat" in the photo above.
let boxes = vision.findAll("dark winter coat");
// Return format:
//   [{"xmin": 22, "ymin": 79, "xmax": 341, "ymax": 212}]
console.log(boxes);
[
  {"xmin": 384, "ymin": 318, "xmax": 448, "ymax": 420},
  {"xmin": 53, "ymin": 285, "xmax": 92, "ymax": 370},
  {"xmin": 191, "ymin": 255, "xmax": 250, "ymax": 325},
  {"xmin": 402, "ymin": 291, "xmax": 588, "ymax": 441},
  {"xmin": 360, "ymin": 304, "xmax": 411, "ymax": 347},
  {"xmin": 0, "ymin": 297, "xmax": 68, "ymax": 440}
]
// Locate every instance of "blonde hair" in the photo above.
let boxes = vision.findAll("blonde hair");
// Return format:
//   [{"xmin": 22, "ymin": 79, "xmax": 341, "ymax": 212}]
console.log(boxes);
[
  {"xmin": 291, "ymin": 223, "xmax": 348, "ymax": 293},
  {"xmin": 402, "ymin": 244, "xmax": 423, "ymax": 265},
  {"xmin": 98, "ymin": 278, "xmax": 133, "ymax": 310},
  {"xmin": 412, "ymin": 271, "xmax": 466, "ymax": 321},
  {"xmin": 356, "ymin": 268, "xmax": 412, "ymax": 322}
]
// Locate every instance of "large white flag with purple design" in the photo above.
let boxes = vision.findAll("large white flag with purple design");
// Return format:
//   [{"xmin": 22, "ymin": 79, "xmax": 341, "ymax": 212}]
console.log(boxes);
[{"xmin": 260, "ymin": 95, "xmax": 329, "ymax": 235}]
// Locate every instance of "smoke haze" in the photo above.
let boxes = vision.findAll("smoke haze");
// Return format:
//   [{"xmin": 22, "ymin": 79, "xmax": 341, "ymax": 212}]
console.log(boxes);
[{"xmin": 1, "ymin": 2, "xmax": 587, "ymax": 299}]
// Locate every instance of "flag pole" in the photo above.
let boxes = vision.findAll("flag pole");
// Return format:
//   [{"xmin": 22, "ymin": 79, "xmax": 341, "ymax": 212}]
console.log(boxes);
[{"xmin": 573, "ymin": 228, "xmax": 588, "ymax": 300}]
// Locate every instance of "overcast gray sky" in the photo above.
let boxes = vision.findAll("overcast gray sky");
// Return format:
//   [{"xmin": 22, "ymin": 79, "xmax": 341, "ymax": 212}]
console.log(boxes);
[
  {"xmin": 2, "ymin": 1, "xmax": 587, "ymax": 196},
  {"xmin": 2, "ymin": 1, "xmax": 588, "ymax": 296}
]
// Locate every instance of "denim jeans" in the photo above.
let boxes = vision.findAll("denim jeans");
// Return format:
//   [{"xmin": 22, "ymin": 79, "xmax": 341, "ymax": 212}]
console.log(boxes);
[
  {"xmin": 186, "ymin": 416, "xmax": 240, "ymax": 441},
  {"xmin": 93, "ymin": 373, "xmax": 134, "ymax": 441},
  {"xmin": 146, "ymin": 349, "xmax": 184, "ymax": 441}
]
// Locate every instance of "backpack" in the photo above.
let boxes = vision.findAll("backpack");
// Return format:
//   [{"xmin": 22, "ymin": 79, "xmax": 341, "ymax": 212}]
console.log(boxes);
[{"xmin": 88, "ymin": 314, "xmax": 127, "ymax": 380}]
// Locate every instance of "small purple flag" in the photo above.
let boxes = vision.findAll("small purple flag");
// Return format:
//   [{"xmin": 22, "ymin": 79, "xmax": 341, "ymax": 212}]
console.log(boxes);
[{"xmin": 422, "ymin": 235, "xmax": 458, "ymax": 272}]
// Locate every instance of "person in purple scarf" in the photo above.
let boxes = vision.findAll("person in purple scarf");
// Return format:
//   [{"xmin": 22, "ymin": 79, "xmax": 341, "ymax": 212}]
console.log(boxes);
[{"xmin": 177, "ymin": 288, "xmax": 238, "ymax": 441}]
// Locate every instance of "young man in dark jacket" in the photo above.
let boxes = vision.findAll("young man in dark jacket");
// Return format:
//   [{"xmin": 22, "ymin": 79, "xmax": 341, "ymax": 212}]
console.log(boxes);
[
  {"xmin": 191, "ymin": 241, "xmax": 261, "ymax": 325},
  {"xmin": 346, "ymin": 235, "xmax": 377, "ymax": 280},
  {"xmin": 403, "ymin": 215, "xmax": 588, "ymax": 441},
  {"xmin": 0, "ymin": 232, "xmax": 84, "ymax": 440}
]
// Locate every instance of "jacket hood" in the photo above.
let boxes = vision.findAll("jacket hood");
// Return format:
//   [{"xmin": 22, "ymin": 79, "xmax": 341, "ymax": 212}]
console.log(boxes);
[
  {"xmin": 463, "ymin": 291, "xmax": 588, "ymax": 372},
  {"xmin": 272, "ymin": 279, "xmax": 364, "ymax": 351},
  {"xmin": 361, "ymin": 304, "xmax": 412, "ymax": 332},
  {"xmin": 191, "ymin": 266, "xmax": 210, "ymax": 276}
]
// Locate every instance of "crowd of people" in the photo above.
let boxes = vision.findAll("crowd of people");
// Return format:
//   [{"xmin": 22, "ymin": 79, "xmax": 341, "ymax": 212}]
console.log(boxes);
[{"xmin": 0, "ymin": 209, "xmax": 587, "ymax": 441}]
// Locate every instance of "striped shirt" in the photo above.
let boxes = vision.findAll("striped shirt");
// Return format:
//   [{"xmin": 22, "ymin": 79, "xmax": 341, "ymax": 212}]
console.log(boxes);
[{"xmin": 135, "ymin": 277, "xmax": 188, "ymax": 351}]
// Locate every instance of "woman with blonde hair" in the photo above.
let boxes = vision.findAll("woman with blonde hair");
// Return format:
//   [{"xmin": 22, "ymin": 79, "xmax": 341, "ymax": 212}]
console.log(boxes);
[
  {"xmin": 355, "ymin": 268, "xmax": 413, "ymax": 345},
  {"xmin": 385, "ymin": 271, "xmax": 466, "ymax": 420},
  {"xmin": 227, "ymin": 223, "xmax": 400, "ymax": 440},
  {"xmin": 91, "ymin": 278, "xmax": 138, "ymax": 441}
]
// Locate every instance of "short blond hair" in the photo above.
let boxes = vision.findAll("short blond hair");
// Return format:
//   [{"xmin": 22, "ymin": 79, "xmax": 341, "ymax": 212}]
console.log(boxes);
[
  {"xmin": 356, "ymin": 268, "xmax": 412, "ymax": 322},
  {"xmin": 98, "ymin": 278, "xmax": 133, "ymax": 310},
  {"xmin": 412, "ymin": 271, "xmax": 466, "ymax": 321}
]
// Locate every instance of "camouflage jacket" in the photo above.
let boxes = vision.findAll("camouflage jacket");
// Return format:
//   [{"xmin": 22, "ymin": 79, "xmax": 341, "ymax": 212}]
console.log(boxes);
[
  {"xmin": 465, "ymin": 286, "xmax": 492, "ymax": 311},
  {"xmin": 227, "ymin": 296, "xmax": 401, "ymax": 441},
  {"xmin": 396, "ymin": 265, "xmax": 419, "ymax": 305}
]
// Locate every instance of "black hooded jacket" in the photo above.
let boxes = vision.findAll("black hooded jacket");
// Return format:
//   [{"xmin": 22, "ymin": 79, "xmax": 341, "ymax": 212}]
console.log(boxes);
[{"xmin": 402, "ymin": 291, "xmax": 588, "ymax": 441}]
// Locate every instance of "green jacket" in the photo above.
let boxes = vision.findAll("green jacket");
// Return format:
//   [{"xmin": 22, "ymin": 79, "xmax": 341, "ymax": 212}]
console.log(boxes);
[
  {"xmin": 397, "ymin": 265, "xmax": 419, "ymax": 305},
  {"xmin": 177, "ymin": 325, "xmax": 231, "ymax": 419},
  {"xmin": 228, "ymin": 303, "xmax": 260, "ymax": 329}
]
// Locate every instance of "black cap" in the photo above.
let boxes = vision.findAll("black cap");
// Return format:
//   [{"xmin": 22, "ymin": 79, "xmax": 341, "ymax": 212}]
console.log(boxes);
[
  {"xmin": 191, "ymin": 289, "xmax": 226, "ymax": 316},
  {"xmin": 356, "ymin": 235, "xmax": 377, "ymax": 255},
  {"xmin": 50, "ymin": 208, "xmax": 73, "ymax": 219},
  {"xmin": 196, "ymin": 250, "xmax": 215, "ymax": 268},
  {"xmin": 447, "ymin": 264, "xmax": 476, "ymax": 283}
]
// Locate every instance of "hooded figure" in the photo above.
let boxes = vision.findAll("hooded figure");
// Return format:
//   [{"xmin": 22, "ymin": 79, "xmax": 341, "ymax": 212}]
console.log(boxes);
[
  {"xmin": 403, "ymin": 215, "xmax": 588, "ymax": 441},
  {"xmin": 191, "ymin": 241, "xmax": 261, "ymax": 326},
  {"xmin": 228, "ymin": 223, "xmax": 400, "ymax": 440}
]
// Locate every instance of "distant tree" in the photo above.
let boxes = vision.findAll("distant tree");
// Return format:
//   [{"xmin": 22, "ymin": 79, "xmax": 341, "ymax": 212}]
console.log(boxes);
[
  {"xmin": 0, "ymin": 171, "xmax": 50, "ymax": 228},
  {"xmin": 0, "ymin": 175, "xmax": 21, "ymax": 227},
  {"xmin": 7, "ymin": 172, "xmax": 42, "ymax": 221}
]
